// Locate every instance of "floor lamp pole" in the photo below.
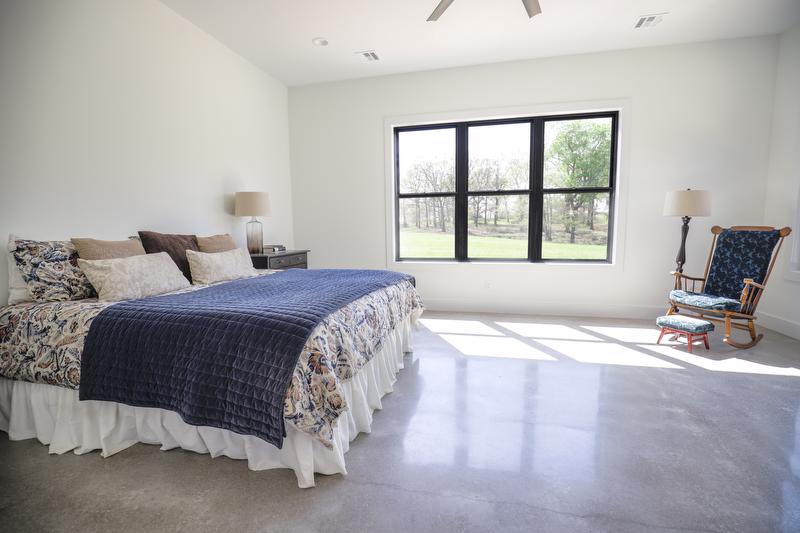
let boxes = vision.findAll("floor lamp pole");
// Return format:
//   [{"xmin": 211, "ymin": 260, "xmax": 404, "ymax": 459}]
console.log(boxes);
[{"xmin": 675, "ymin": 215, "xmax": 691, "ymax": 273}]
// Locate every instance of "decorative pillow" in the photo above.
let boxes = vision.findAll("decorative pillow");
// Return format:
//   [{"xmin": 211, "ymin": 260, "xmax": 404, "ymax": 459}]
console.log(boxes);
[
  {"xmin": 12, "ymin": 238, "xmax": 96, "ymax": 302},
  {"xmin": 78, "ymin": 252, "xmax": 190, "ymax": 302},
  {"xmin": 7, "ymin": 234, "xmax": 32, "ymax": 305},
  {"xmin": 186, "ymin": 248, "xmax": 257, "ymax": 285},
  {"xmin": 71, "ymin": 237, "xmax": 146, "ymax": 260},
  {"xmin": 137, "ymin": 231, "xmax": 199, "ymax": 281},
  {"xmin": 197, "ymin": 234, "xmax": 237, "ymax": 253}
]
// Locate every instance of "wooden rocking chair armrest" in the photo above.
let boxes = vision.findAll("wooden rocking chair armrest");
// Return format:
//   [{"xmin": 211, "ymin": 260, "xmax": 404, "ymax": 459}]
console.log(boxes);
[
  {"xmin": 739, "ymin": 279, "xmax": 766, "ymax": 315},
  {"xmin": 669, "ymin": 271, "xmax": 706, "ymax": 282},
  {"xmin": 669, "ymin": 271, "xmax": 706, "ymax": 292},
  {"xmin": 742, "ymin": 278, "xmax": 765, "ymax": 290}
]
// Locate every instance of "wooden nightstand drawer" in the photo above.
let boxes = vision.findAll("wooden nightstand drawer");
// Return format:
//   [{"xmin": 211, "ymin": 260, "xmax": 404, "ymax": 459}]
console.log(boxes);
[
  {"xmin": 251, "ymin": 250, "xmax": 310, "ymax": 270},
  {"xmin": 269, "ymin": 253, "xmax": 306, "ymax": 269}
]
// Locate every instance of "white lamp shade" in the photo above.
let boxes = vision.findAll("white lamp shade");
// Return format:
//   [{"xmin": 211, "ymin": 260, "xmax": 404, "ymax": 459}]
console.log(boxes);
[
  {"xmin": 235, "ymin": 191, "xmax": 270, "ymax": 217},
  {"xmin": 663, "ymin": 190, "xmax": 711, "ymax": 217}
]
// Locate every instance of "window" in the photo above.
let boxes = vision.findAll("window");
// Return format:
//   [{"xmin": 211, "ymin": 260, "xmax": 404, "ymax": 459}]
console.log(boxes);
[
  {"xmin": 397, "ymin": 128, "xmax": 456, "ymax": 258},
  {"xmin": 394, "ymin": 111, "xmax": 618, "ymax": 262}
]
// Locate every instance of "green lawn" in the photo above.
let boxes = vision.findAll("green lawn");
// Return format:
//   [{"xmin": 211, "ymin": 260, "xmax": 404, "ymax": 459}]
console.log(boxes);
[{"xmin": 399, "ymin": 230, "xmax": 606, "ymax": 260}]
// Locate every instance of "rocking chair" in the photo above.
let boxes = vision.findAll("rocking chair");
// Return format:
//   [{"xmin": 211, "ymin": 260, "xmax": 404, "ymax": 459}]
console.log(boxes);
[{"xmin": 667, "ymin": 225, "xmax": 792, "ymax": 349}]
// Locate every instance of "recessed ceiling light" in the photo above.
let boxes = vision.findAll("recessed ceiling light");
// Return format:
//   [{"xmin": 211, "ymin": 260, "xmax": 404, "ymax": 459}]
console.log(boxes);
[{"xmin": 311, "ymin": 37, "xmax": 329, "ymax": 47}]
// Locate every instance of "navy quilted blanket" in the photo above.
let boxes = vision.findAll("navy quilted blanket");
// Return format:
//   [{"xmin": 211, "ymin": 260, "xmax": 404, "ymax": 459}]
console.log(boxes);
[{"xmin": 79, "ymin": 269, "xmax": 413, "ymax": 448}]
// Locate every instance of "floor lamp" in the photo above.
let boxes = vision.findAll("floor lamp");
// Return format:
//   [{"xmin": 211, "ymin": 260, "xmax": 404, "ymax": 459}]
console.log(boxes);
[
  {"xmin": 235, "ymin": 191, "xmax": 271, "ymax": 254},
  {"xmin": 663, "ymin": 189, "xmax": 711, "ymax": 273}
]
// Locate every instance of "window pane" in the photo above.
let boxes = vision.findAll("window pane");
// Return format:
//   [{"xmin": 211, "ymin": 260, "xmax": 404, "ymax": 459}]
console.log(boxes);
[
  {"xmin": 399, "ymin": 197, "xmax": 455, "ymax": 258},
  {"xmin": 542, "ymin": 193, "xmax": 609, "ymax": 260},
  {"xmin": 544, "ymin": 118, "xmax": 612, "ymax": 189},
  {"xmin": 398, "ymin": 128, "xmax": 456, "ymax": 193},
  {"xmin": 468, "ymin": 123, "xmax": 530, "ymax": 191},
  {"xmin": 468, "ymin": 195, "xmax": 529, "ymax": 259}
]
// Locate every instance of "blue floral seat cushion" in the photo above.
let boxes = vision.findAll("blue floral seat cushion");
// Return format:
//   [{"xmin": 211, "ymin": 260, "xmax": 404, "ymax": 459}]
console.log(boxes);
[
  {"xmin": 656, "ymin": 315, "xmax": 715, "ymax": 334},
  {"xmin": 669, "ymin": 289, "xmax": 741, "ymax": 311}
]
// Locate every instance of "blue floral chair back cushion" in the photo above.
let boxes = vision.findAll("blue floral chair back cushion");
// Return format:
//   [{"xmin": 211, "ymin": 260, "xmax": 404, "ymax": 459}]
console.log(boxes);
[{"xmin": 703, "ymin": 229, "xmax": 780, "ymax": 300}]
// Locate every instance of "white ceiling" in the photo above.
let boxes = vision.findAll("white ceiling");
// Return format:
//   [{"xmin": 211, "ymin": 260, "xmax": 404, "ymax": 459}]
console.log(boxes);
[{"xmin": 160, "ymin": 0, "xmax": 800, "ymax": 86}]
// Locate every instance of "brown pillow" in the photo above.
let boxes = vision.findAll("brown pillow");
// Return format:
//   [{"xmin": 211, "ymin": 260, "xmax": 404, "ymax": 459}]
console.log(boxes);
[
  {"xmin": 71, "ymin": 238, "xmax": 146, "ymax": 260},
  {"xmin": 197, "ymin": 234, "xmax": 237, "ymax": 253},
  {"xmin": 137, "ymin": 231, "xmax": 199, "ymax": 281}
]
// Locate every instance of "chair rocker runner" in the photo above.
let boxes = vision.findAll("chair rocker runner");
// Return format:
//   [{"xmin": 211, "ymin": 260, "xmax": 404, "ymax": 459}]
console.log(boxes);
[{"xmin": 666, "ymin": 225, "xmax": 792, "ymax": 349}]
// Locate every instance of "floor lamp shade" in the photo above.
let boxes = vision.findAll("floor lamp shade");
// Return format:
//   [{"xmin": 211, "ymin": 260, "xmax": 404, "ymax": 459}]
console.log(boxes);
[
  {"xmin": 663, "ymin": 189, "xmax": 711, "ymax": 273},
  {"xmin": 663, "ymin": 190, "xmax": 711, "ymax": 217},
  {"xmin": 235, "ymin": 192, "xmax": 271, "ymax": 254}
]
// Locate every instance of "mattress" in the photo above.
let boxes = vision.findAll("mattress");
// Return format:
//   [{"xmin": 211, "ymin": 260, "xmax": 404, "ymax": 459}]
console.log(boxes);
[{"xmin": 0, "ymin": 274, "xmax": 423, "ymax": 449}]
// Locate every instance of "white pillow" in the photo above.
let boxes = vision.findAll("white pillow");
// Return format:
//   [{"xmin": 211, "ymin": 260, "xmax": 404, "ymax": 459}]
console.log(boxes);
[
  {"xmin": 186, "ymin": 248, "xmax": 257, "ymax": 285},
  {"xmin": 7, "ymin": 234, "xmax": 32, "ymax": 305},
  {"xmin": 78, "ymin": 252, "xmax": 190, "ymax": 302}
]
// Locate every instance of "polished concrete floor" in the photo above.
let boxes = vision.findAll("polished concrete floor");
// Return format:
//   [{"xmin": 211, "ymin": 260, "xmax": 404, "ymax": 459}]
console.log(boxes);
[{"xmin": 2, "ymin": 311, "xmax": 800, "ymax": 532}]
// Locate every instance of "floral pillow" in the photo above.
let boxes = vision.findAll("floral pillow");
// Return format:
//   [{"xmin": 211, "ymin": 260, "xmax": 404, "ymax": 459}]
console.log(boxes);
[{"xmin": 12, "ymin": 239, "xmax": 96, "ymax": 302}]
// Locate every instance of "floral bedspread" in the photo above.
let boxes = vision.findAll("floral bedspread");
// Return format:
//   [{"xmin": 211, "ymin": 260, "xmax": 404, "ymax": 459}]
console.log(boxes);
[{"xmin": 0, "ymin": 278, "xmax": 423, "ymax": 448}]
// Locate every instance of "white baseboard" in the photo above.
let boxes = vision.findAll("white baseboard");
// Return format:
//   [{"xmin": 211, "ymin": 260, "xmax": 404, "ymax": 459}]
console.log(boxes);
[
  {"xmin": 422, "ymin": 298, "xmax": 666, "ymax": 321},
  {"xmin": 759, "ymin": 312, "xmax": 800, "ymax": 341}
]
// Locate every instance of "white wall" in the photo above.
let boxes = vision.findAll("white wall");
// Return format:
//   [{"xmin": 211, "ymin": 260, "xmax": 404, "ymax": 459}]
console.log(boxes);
[
  {"xmin": 0, "ymin": 0, "xmax": 294, "ymax": 304},
  {"xmin": 760, "ymin": 23, "xmax": 800, "ymax": 339},
  {"xmin": 289, "ymin": 37, "xmax": 778, "ymax": 319}
]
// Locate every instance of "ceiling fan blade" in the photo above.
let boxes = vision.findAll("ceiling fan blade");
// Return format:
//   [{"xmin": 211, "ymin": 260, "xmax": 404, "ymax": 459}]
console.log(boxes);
[
  {"xmin": 521, "ymin": 0, "xmax": 542, "ymax": 18},
  {"xmin": 427, "ymin": 0, "xmax": 457, "ymax": 21}
]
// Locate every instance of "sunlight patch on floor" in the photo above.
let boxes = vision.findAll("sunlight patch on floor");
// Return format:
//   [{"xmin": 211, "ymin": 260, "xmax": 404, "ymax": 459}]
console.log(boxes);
[
  {"xmin": 642, "ymin": 344, "xmax": 800, "ymax": 377},
  {"xmin": 439, "ymin": 334, "xmax": 556, "ymax": 360},
  {"xmin": 419, "ymin": 318, "xmax": 504, "ymax": 336},
  {"xmin": 419, "ymin": 317, "xmax": 797, "ymax": 376},
  {"xmin": 496, "ymin": 322, "xmax": 601, "ymax": 341},
  {"xmin": 537, "ymin": 340, "xmax": 683, "ymax": 369},
  {"xmin": 582, "ymin": 326, "xmax": 672, "ymax": 344}
]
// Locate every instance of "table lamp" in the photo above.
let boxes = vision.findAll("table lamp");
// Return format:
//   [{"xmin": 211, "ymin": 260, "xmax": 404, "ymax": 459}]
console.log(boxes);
[
  {"xmin": 235, "ymin": 191, "xmax": 270, "ymax": 254},
  {"xmin": 663, "ymin": 189, "xmax": 711, "ymax": 273}
]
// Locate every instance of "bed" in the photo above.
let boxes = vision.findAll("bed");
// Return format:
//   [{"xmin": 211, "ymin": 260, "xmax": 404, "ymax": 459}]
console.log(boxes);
[{"xmin": 0, "ymin": 269, "xmax": 423, "ymax": 488}]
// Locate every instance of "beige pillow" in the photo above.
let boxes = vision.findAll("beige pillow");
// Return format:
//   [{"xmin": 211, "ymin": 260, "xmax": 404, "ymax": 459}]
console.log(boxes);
[
  {"xmin": 71, "ymin": 237, "xmax": 146, "ymax": 260},
  {"xmin": 186, "ymin": 248, "xmax": 257, "ymax": 285},
  {"xmin": 78, "ymin": 252, "xmax": 190, "ymax": 302},
  {"xmin": 197, "ymin": 234, "xmax": 237, "ymax": 253}
]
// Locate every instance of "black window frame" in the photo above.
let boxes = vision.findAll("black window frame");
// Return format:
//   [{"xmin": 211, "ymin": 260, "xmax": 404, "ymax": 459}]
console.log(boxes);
[{"xmin": 394, "ymin": 110, "xmax": 618, "ymax": 263}]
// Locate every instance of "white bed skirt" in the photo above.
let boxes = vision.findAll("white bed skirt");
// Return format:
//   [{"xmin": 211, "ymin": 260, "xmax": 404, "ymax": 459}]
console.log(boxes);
[{"xmin": 0, "ymin": 316, "xmax": 415, "ymax": 488}]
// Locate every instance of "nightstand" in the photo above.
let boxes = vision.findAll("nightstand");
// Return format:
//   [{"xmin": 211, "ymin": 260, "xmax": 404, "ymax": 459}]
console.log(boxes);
[{"xmin": 251, "ymin": 250, "xmax": 310, "ymax": 270}]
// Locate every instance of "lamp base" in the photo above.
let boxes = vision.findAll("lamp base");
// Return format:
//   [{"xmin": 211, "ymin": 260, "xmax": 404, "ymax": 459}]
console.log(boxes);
[
  {"xmin": 675, "ymin": 216, "xmax": 692, "ymax": 273},
  {"xmin": 246, "ymin": 218, "xmax": 263, "ymax": 254}
]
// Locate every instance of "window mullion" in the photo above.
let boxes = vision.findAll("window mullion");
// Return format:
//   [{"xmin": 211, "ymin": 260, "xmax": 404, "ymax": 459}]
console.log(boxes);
[
  {"xmin": 530, "ymin": 119, "xmax": 544, "ymax": 262},
  {"xmin": 394, "ymin": 128, "xmax": 401, "ymax": 261},
  {"xmin": 605, "ymin": 113, "xmax": 619, "ymax": 262},
  {"xmin": 455, "ymin": 124, "xmax": 468, "ymax": 261}
]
